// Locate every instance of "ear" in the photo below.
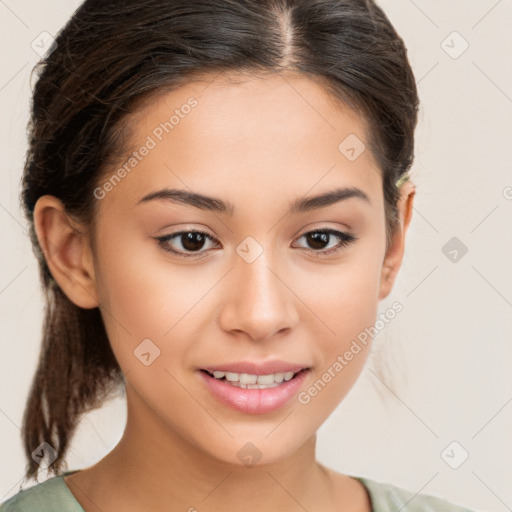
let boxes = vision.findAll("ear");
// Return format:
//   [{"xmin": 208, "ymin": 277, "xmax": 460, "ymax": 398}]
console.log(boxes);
[
  {"xmin": 33, "ymin": 195, "xmax": 99, "ymax": 309},
  {"xmin": 378, "ymin": 180, "xmax": 416, "ymax": 300}
]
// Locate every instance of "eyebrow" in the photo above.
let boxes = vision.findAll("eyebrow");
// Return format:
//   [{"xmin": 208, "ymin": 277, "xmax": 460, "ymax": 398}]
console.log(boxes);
[{"xmin": 136, "ymin": 186, "xmax": 370, "ymax": 214}]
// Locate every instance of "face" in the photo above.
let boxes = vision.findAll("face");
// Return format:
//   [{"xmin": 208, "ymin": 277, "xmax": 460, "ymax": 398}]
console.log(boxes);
[{"xmin": 85, "ymin": 71, "xmax": 395, "ymax": 466}]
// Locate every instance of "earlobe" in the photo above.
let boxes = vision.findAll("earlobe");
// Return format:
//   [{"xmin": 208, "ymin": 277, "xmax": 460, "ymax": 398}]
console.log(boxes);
[
  {"xmin": 33, "ymin": 195, "xmax": 99, "ymax": 309},
  {"xmin": 378, "ymin": 181, "xmax": 416, "ymax": 300}
]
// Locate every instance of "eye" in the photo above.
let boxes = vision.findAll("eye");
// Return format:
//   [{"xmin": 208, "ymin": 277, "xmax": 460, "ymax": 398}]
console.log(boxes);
[
  {"xmin": 155, "ymin": 227, "xmax": 357, "ymax": 259},
  {"xmin": 293, "ymin": 228, "xmax": 357, "ymax": 256},
  {"xmin": 155, "ymin": 230, "xmax": 220, "ymax": 258}
]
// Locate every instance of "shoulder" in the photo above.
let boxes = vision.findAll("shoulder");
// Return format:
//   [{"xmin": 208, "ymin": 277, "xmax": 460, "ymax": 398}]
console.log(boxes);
[
  {"xmin": 0, "ymin": 474, "xmax": 83, "ymax": 512},
  {"xmin": 355, "ymin": 476, "xmax": 478, "ymax": 512}
]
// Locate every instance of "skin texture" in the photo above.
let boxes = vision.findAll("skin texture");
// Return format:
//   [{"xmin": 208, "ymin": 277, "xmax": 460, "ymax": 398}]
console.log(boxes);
[{"xmin": 34, "ymin": 71, "xmax": 415, "ymax": 512}]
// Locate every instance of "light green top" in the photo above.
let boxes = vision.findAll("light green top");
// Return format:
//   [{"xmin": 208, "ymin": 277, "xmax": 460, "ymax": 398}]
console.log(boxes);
[{"xmin": 0, "ymin": 470, "xmax": 476, "ymax": 511}]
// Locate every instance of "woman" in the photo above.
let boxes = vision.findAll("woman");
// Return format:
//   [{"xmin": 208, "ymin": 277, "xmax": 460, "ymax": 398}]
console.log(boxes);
[{"xmin": 0, "ymin": 0, "xmax": 477, "ymax": 510}]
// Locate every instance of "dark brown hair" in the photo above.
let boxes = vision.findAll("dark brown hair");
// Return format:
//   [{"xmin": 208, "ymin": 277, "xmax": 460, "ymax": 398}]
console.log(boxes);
[{"xmin": 20, "ymin": 0, "xmax": 419, "ymax": 481}]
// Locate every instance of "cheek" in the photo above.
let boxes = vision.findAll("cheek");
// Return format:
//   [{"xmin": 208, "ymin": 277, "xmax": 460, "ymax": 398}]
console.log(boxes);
[
  {"xmin": 294, "ymin": 269, "xmax": 379, "ymax": 428},
  {"xmin": 93, "ymin": 226, "xmax": 230, "ymax": 380},
  {"xmin": 92, "ymin": 226, "xmax": 187, "ymax": 367},
  {"xmin": 294, "ymin": 239, "xmax": 384, "ymax": 408},
  {"xmin": 298, "ymin": 242, "xmax": 384, "ymax": 346}
]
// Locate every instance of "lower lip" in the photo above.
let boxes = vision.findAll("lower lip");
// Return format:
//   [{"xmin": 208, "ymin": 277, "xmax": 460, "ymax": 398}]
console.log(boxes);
[{"xmin": 198, "ymin": 369, "xmax": 310, "ymax": 415}]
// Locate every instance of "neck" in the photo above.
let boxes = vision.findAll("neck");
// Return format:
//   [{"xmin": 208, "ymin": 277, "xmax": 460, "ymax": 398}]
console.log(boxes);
[{"xmin": 73, "ymin": 387, "xmax": 337, "ymax": 512}]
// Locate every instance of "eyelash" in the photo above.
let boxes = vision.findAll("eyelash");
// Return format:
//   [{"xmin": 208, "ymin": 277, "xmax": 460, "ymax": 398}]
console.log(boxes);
[{"xmin": 155, "ymin": 228, "xmax": 357, "ymax": 259}]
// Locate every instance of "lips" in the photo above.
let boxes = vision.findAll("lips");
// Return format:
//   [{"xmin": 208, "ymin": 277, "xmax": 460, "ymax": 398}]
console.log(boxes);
[{"xmin": 198, "ymin": 367, "xmax": 311, "ymax": 414}]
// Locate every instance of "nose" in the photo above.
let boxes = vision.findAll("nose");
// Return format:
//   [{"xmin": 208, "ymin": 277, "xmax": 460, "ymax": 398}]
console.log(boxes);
[{"xmin": 218, "ymin": 250, "xmax": 299, "ymax": 342}]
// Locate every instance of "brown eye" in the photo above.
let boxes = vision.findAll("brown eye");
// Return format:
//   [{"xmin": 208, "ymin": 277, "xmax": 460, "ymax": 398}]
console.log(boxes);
[
  {"xmin": 156, "ymin": 230, "xmax": 220, "ymax": 258},
  {"xmin": 294, "ymin": 229, "xmax": 357, "ymax": 255}
]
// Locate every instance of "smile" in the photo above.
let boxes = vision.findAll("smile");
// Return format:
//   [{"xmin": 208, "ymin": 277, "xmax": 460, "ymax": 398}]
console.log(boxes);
[
  {"xmin": 198, "ymin": 368, "xmax": 310, "ymax": 414},
  {"xmin": 203, "ymin": 369, "xmax": 300, "ymax": 388}
]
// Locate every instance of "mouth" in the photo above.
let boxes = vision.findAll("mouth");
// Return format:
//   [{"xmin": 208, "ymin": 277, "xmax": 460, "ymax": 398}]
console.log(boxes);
[
  {"xmin": 199, "ymin": 368, "xmax": 309, "ymax": 389},
  {"xmin": 198, "ymin": 367, "xmax": 311, "ymax": 414}
]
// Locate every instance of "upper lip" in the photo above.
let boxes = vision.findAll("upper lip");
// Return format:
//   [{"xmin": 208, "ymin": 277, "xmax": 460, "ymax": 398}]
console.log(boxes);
[{"xmin": 201, "ymin": 360, "xmax": 310, "ymax": 376}]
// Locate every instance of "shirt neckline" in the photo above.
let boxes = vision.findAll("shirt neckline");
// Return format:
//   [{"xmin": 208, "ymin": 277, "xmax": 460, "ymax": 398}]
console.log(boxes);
[
  {"xmin": 59, "ymin": 470, "xmax": 85, "ymax": 512},
  {"xmin": 58, "ymin": 470, "xmax": 375, "ymax": 511}
]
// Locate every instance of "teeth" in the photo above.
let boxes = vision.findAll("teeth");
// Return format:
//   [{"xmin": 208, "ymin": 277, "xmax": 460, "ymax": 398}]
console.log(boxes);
[
  {"xmin": 208, "ymin": 370, "xmax": 299, "ymax": 387},
  {"xmin": 226, "ymin": 381, "xmax": 280, "ymax": 389}
]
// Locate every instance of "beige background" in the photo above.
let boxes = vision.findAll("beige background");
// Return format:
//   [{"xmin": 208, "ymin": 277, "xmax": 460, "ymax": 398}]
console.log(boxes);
[{"xmin": 1, "ymin": 1, "xmax": 511, "ymax": 510}]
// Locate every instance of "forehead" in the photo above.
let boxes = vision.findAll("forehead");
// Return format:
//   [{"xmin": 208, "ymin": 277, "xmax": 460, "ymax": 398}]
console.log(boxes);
[
  {"xmin": 133, "ymin": 70, "xmax": 369, "ymax": 148},
  {"xmin": 99, "ymin": 71, "xmax": 382, "ymax": 214}
]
